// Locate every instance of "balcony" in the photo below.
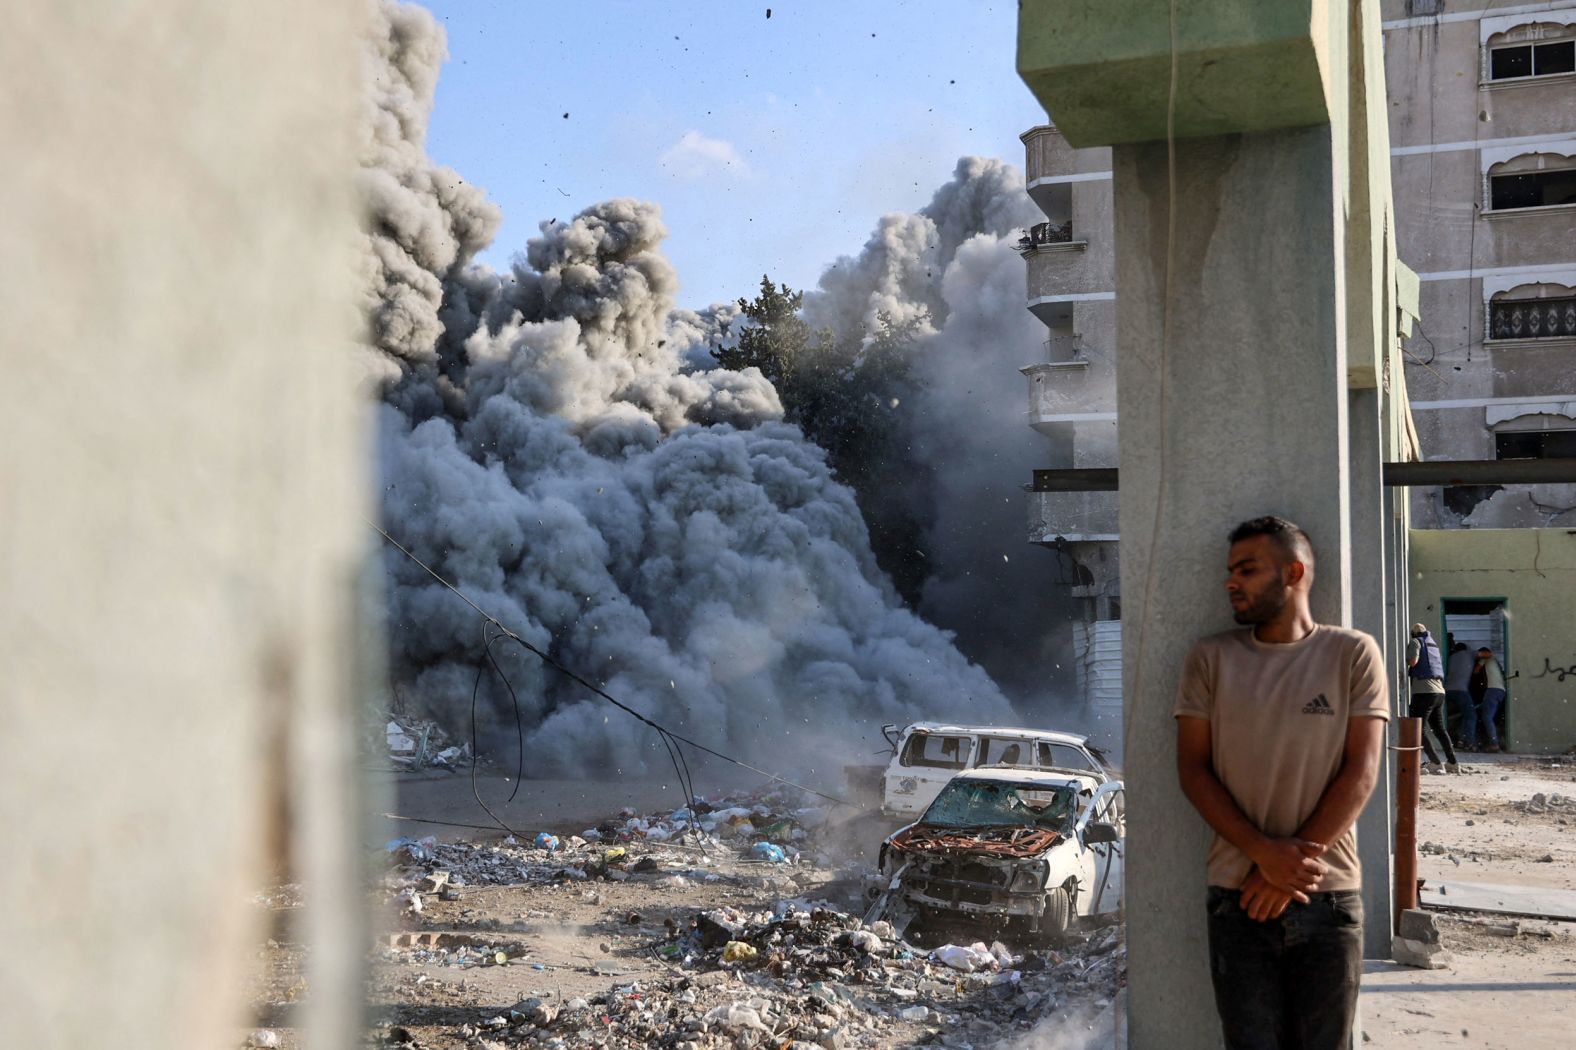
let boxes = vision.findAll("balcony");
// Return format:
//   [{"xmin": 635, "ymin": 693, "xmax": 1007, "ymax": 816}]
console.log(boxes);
[
  {"xmin": 1016, "ymin": 221, "xmax": 1075, "ymax": 252},
  {"xmin": 1021, "ymin": 125, "xmax": 1082, "ymax": 187},
  {"xmin": 1023, "ymin": 359, "xmax": 1116, "ymax": 424},
  {"xmin": 1025, "ymin": 241, "xmax": 1106, "ymax": 324},
  {"xmin": 1030, "ymin": 489, "xmax": 1120, "ymax": 545}
]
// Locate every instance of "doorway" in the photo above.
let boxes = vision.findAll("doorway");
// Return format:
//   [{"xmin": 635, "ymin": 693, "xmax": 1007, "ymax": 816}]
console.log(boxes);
[{"xmin": 1441, "ymin": 598, "xmax": 1510, "ymax": 749}]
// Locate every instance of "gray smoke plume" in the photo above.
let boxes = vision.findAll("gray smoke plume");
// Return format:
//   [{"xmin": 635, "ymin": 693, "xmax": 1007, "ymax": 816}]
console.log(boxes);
[
  {"xmin": 804, "ymin": 160, "xmax": 1081, "ymax": 705},
  {"xmin": 364, "ymin": 3, "xmax": 1012, "ymax": 776}
]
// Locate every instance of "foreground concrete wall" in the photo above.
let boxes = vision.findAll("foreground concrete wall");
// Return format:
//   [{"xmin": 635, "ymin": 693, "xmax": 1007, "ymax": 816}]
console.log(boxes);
[
  {"xmin": 1410, "ymin": 529, "xmax": 1576, "ymax": 754},
  {"xmin": 0, "ymin": 4, "xmax": 373, "ymax": 1049},
  {"xmin": 1113, "ymin": 125, "xmax": 1360, "ymax": 1049}
]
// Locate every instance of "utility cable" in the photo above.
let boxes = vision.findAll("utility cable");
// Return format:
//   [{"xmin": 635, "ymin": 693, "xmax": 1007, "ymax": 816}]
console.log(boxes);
[
  {"xmin": 467, "ymin": 623, "xmax": 523, "ymax": 839},
  {"xmin": 368, "ymin": 519, "xmax": 846, "ymax": 808}
]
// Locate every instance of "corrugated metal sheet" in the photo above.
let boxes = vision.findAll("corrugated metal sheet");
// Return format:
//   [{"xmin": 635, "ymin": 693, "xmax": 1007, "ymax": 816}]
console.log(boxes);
[
  {"xmin": 1074, "ymin": 619, "xmax": 1123, "ymax": 710},
  {"xmin": 1443, "ymin": 612, "xmax": 1505, "ymax": 660},
  {"xmin": 1088, "ymin": 620, "xmax": 1123, "ymax": 710}
]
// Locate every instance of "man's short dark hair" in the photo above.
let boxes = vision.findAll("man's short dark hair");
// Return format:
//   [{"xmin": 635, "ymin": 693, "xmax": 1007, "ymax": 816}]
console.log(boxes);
[{"xmin": 1228, "ymin": 516, "xmax": 1316, "ymax": 571}]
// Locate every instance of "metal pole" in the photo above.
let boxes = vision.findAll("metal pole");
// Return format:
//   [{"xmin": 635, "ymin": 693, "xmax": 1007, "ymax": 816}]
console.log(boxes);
[{"xmin": 1393, "ymin": 717, "xmax": 1422, "ymax": 934}]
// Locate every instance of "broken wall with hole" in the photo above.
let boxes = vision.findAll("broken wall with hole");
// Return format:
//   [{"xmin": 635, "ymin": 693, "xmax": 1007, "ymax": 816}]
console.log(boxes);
[{"xmin": 1410, "ymin": 528, "xmax": 1576, "ymax": 753}]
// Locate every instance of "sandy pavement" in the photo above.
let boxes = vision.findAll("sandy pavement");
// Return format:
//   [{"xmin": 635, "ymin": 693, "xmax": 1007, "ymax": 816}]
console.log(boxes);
[{"xmin": 1360, "ymin": 753, "xmax": 1576, "ymax": 1049}]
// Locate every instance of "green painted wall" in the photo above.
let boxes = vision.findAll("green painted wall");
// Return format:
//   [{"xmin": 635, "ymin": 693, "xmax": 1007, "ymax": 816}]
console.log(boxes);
[
  {"xmin": 1410, "ymin": 529, "xmax": 1576, "ymax": 754},
  {"xmin": 1016, "ymin": 0, "xmax": 1335, "ymax": 146}
]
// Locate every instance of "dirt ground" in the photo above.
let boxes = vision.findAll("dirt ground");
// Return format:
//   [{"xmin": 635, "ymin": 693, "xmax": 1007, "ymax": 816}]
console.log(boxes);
[
  {"xmin": 243, "ymin": 753, "xmax": 1576, "ymax": 1049},
  {"xmin": 1360, "ymin": 752, "xmax": 1576, "ymax": 1050}
]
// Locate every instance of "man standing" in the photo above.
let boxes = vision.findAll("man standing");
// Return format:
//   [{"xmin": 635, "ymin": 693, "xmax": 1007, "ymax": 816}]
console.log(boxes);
[
  {"xmin": 1175, "ymin": 516, "xmax": 1388, "ymax": 1050},
  {"xmin": 1407, "ymin": 624, "xmax": 1457, "ymax": 774},
  {"xmin": 1444, "ymin": 642, "xmax": 1477, "ymax": 751},
  {"xmin": 1476, "ymin": 647, "xmax": 1508, "ymax": 753}
]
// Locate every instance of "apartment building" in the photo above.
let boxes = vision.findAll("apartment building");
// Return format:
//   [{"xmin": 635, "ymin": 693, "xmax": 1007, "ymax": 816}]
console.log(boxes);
[
  {"xmin": 1385, "ymin": 0, "xmax": 1576, "ymax": 750},
  {"xmin": 1016, "ymin": 125, "xmax": 1121, "ymax": 739},
  {"xmin": 1385, "ymin": 1, "xmax": 1576, "ymax": 529}
]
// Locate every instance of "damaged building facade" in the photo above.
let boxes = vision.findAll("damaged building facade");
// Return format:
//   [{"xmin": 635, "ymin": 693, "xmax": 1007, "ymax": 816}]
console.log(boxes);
[
  {"xmin": 1387, "ymin": 0, "xmax": 1576, "ymax": 752},
  {"xmin": 1021, "ymin": 2, "xmax": 1576, "ymax": 754},
  {"xmin": 1017, "ymin": 126, "xmax": 1122, "ymax": 748}
]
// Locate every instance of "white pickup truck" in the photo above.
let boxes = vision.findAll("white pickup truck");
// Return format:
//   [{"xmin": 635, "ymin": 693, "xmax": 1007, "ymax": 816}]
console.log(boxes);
[{"xmin": 878, "ymin": 722, "xmax": 1115, "ymax": 820}]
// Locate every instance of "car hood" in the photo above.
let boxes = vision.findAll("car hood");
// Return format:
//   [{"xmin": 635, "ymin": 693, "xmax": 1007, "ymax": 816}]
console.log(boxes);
[{"xmin": 887, "ymin": 822, "xmax": 1063, "ymax": 859}]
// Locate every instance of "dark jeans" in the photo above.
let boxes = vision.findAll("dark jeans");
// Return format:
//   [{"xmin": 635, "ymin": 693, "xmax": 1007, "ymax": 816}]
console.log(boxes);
[
  {"xmin": 1206, "ymin": 887, "xmax": 1363, "ymax": 1050},
  {"xmin": 1445, "ymin": 689, "xmax": 1475, "ymax": 748},
  {"xmin": 1479, "ymin": 687, "xmax": 1506, "ymax": 748},
  {"xmin": 1408, "ymin": 691, "xmax": 1457, "ymax": 765}
]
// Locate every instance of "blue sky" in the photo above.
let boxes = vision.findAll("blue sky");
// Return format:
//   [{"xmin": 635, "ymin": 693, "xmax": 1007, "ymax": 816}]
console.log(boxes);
[{"xmin": 416, "ymin": 0, "xmax": 1046, "ymax": 309}]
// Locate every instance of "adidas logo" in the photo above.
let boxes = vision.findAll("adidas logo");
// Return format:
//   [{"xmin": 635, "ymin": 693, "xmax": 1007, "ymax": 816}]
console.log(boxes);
[{"xmin": 1302, "ymin": 693, "xmax": 1335, "ymax": 716}]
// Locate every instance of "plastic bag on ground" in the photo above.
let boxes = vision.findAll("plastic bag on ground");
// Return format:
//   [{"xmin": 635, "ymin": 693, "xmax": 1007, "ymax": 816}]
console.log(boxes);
[
  {"xmin": 721, "ymin": 940, "xmax": 758, "ymax": 963},
  {"xmin": 932, "ymin": 942, "xmax": 997, "ymax": 972},
  {"xmin": 533, "ymin": 832, "xmax": 560, "ymax": 851},
  {"xmin": 750, "ymin": 842, "xmax": 787, "ymax": 864},
  {"xmin": 702, "ymin": 1002, "xmax": 770, "ymax": 1032}
]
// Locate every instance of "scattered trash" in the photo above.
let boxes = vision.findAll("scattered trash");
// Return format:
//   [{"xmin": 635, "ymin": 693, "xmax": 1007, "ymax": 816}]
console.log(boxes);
[
  {"xmin": 362, "ymin": 784, "xmax": 1130, "ymax": 1048},
  {"xmin": 750, "ymin": 842, "xmax": 787, "ymax": 864},
  {"xmin": 720, "ymin": 940, "xmax": 758, "ymax": 963},
  {"xmin": 533, "ymin": 832, "xmax": 560, "ymax": 852},
  {"xmin": 247, "ymin": 1031, "xmax": 281, "ymax": 1049},
  {"xmin": 932, "ymin": 942, "xmax": 998, "ymax": 972}
]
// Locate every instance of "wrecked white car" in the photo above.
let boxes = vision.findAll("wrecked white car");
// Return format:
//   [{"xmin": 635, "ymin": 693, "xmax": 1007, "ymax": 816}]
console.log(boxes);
[
  {"xmin": 871, "ymin": 768, "xmax": 1124, "ymax": 938},
  {"xmin": 879, "ymin": 722, "xmax": 1115, "ymax": 820}
]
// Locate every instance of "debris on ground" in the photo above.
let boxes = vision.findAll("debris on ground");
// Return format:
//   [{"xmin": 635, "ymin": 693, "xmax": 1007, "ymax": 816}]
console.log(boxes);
[{"xmin": 339, "ymin": 786, "xmax": 1130, "ymax": 1047}]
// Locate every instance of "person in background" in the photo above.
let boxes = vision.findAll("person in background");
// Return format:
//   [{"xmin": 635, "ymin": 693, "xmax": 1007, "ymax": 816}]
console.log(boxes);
[
  {"xmin": 1476, "ymin": 647, "xmax": 1509, "ymax": 753},
  {"xmin": 1407, "ymin": 624, "xmax": 1458, "ymax": 774},
  {"xmin": 1444, "ymin": 641, "xmax": 1477, "ymax": 752}
]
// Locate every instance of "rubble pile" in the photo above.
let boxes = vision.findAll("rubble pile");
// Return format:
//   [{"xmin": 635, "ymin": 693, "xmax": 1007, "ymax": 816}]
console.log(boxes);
[
  {"xmin": 384, "ymin": 909, "xmax": 1125, "ymax": 1050},
  {"xmin": 367, "ymin": 787, "xmax": 1128, "ymax": 1048},
  {"xmin": 386, "ymin": 717, "xmax": 471, "ymax": 771},
  {"xmin": 383, "ymin": 788, "xmax": 839, "ymax": 900},
  {"xmin": 1520, "ymin": 792, "xmax": 1569, "ymax": 816}
]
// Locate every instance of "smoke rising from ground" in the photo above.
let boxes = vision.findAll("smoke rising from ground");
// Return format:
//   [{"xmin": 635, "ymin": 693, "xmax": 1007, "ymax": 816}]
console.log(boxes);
[
  {"xmin": 804, "ymin": 160, "xmax": 1079, "ymax": 703},
  {"xmin": 364, "ymin": 2, "xmax": 1014, "ymax": 775}
]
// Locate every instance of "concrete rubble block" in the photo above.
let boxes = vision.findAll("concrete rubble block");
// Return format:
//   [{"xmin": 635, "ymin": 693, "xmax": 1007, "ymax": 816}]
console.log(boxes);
[
  {"xmin": 419, "ymin": 871, "xmax": 450, "ymax": 893},
  {"xmin": 1398, "ymin": 908, "xmax": 1441, "ymax": 945},
  {"xmin": 1393, "ymin": 911, "xmax": 1451, "ymax": 968}
]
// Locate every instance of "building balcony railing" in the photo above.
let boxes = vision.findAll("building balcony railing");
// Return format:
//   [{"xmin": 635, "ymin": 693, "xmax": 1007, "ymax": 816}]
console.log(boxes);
[{"xmin": 1016, "ymin": 221, "xmax": 1074, "ymax": 252}]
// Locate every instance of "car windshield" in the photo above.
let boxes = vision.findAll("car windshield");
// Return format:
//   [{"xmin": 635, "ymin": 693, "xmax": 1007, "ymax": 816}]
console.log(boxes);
[{"xmin": 920, "ymin": 779, "xmax": 1078, "ymax": 831}]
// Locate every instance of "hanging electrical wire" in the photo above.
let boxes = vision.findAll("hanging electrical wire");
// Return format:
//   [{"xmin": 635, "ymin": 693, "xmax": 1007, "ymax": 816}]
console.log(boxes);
[{"xmin": 368, "ymin": 519, "xmax": 847, "ymax": 830}]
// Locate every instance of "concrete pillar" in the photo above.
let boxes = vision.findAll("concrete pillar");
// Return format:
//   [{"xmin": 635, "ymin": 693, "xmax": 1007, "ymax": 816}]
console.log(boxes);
[
  {"xmin": 1349, "ymin": 386, "xmax": 1395, "ymax": 958},
  {"xmin": 1114, "ymin": 126, "xmax": 1356, "ymax": 1050}
]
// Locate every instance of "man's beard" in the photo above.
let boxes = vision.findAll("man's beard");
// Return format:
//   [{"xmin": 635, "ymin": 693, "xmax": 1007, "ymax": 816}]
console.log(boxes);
[{"xmin": 1233, "ymin": 583, "xmax": 1289, "ymax": 625}]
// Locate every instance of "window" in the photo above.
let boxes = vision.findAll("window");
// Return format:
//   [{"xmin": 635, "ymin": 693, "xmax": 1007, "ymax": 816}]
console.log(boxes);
[
  {"xmin": 900, "ymin": 733, "xmax": 970, "ymax": 769},
  {"xmin": 1036, "ymin": 741, "xmax": 1098, "ymax": 772},
  {"xmin": 1406, "ymin": 0, "xmax": 1442, "ymax": 15},
  {"xmin": 1496, "ymin": 430, "xmax": 1576, "ymax": 459},
  {"xmin": 979, "ymin": 737, "xmax": 1032, "ymax": 766},
  {"xmin": 1489, "ymin": 168, "xmax": 1576, "ymax": 210},
  {"xmin": 1490, "ymin": 39, "xmax": 1576, "ymax": 79},
  {"xmin": 1489, "ymin": 295, "xmax": 1576, "ymax": 339}
]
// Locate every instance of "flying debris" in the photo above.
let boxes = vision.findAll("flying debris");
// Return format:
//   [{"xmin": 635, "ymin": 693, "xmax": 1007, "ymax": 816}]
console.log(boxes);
[{"xmin": 359, "ymin": 2, "xmax": 1016, "ymax": 776}]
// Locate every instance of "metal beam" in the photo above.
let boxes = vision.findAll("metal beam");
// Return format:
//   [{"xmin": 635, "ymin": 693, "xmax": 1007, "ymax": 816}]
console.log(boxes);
[
  {"xmin": 1031, "ymin": 459, "xmax": 1576, "ymax": 493},
  {"xmin": 1383, "ymin": 458, "xmax": 1576, "ymax": 486}
]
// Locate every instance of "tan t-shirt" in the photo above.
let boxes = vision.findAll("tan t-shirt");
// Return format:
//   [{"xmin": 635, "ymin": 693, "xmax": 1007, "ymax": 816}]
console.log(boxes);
[{"xmin": 1174, "ymin": 624, "xmax": 1390, "ymax": 891}]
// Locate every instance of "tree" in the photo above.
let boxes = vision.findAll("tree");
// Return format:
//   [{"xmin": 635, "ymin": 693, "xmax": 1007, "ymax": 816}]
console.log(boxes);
[{"xmin": 715, "ymin": 277, "xmax": 932, "ymax": 604}]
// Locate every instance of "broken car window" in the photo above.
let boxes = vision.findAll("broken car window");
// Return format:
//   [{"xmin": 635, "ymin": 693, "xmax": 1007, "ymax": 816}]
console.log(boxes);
[
  {"xmin": 979, "ymin": 737, "xmax": 1039, "ymax": 765},
  {"xmin": 1036, "ymin": 741, "xmax": 1096, "ymax": 771},
  {"xmin": 900, "ymin": 733, "xmax": 971, "ymax": 769},
  {"xmin": 920, "ymin": 779, "xmax": 1077, "ymax": 831}
]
